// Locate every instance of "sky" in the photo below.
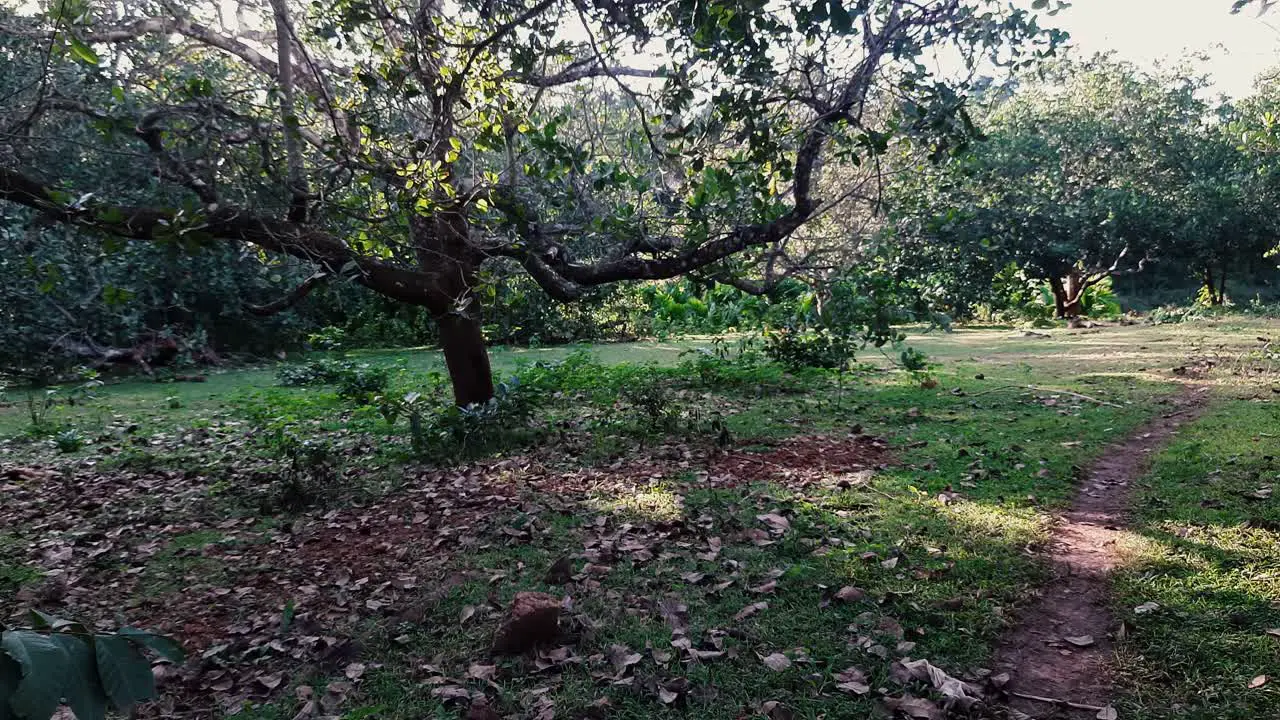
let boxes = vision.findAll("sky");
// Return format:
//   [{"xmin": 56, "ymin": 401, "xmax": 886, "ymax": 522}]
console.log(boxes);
[{"xmin": 1035, "ymin": 0, "xmax": 1280, "ymax": 98}]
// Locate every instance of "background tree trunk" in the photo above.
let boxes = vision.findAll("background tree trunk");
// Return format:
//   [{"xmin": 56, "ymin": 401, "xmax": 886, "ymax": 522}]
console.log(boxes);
[{"xmin": 437, "ymin": 311, "xmax": 495, "ymax": 406}]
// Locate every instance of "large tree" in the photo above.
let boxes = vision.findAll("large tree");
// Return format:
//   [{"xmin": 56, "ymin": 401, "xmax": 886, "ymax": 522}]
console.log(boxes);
[
  {"xmin": 887, "ymin": 57, "xmax": 1221, "ymax": 317},
  {"xmin": 0, "ymin": 0, "xmax": 1062, "ymax": 403}
]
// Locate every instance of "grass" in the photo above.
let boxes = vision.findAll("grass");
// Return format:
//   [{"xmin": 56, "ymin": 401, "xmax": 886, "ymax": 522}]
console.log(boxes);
[
  {"xmin": 0, "ymin": 317, "xmax": 1277, "ymax": 719},
  {"xmin": 1112, "ymin": 399, "xmax": 1280, "ymax": 720}
]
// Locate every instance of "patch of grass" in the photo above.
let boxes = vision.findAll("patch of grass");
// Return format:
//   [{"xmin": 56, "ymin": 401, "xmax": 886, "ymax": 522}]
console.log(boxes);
[
  {"xmin": 1112, "ymin": 399, "xmax": 1280, "ymax": 720},
  {"xmin": 138, "ymin": 531, "xmax": 231, "ymax": 595},
  {"xmin": 0, "ymin": 533, "xmax": 40, "ymax": 604}
]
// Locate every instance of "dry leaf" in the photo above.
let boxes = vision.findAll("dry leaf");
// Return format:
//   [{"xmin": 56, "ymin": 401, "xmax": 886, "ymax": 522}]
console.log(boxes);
[
  {"xmin": 1133, "ymin": 602, "xmax": 1159, "ymax": 615},
  {"xmin": 762, "ymin": 653, "xmax": 791, "ymax": 671},
  {"xmin": 1064, "ymin": 635, "xmax": 1095, "ymax": 647},
  {"xmin": 757, "ymin": 513, "xmax": 791, "ymax": 533},
  {"xmin": 467, "ymin": 664, "xmax": 496, "ymax": 681},
  {"xmin": 884, "ymin": 695, "xmax": 943, "ymax": 720},
  {"xmin": 460, "ymin": 605, "xmax": 477, "ymax": 624},
  {"xmin": 343, "ymin": 663, "xmax": 365, "ymax": 681},
  {"xmin": 749, "ymin": 580, "xmax": 778, "ymax": 594},
  {"xmin": 1249, "ymin": 675, "xmax": 1268, "ymax": 689},
  {"xmin": 1096, "ymin": 707, "xmax": 1118, "ymax": 720},
  {"xmin": 835, "ymin": 586, "xmax": 865, "ymax": 603},
  {"xmin": 836, "ymin": 666, "xmax": 871, "ymax": 695},
  {"xmin": 734, "ymin": 601, "xmax": 769, "ymax": 621}
]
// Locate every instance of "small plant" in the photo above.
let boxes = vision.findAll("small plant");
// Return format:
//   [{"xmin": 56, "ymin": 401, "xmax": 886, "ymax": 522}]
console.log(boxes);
[
  {"xmin": 52, "ymin": 428, "xmax": 84, "ymax": 454},
  {"xmin": 276, "ymin": 358, "xmax": 355, "ymax": 386},
  {"xmin": 307, "ymin": 325, "xmax": 347, "ymax": 351},
  {"xmin": 335, "ymin": 364, "xmax": 391, "ymax": 405},
  {"xmin": 0, "ymin": 610, "xmax": 184, "ymax": 720},
  {"xmin": 165, "ymin": 395, "xmax": 182, "ymax": 409},
  {"xmin": 762, "ymin": 326, "xmax": 857, "ymax": 370}
]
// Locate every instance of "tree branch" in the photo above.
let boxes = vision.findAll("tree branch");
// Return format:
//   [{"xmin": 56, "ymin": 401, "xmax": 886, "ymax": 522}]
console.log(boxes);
[{"xmin": 245, "ymin": 271, "xmax": 331, "ymax": 315}]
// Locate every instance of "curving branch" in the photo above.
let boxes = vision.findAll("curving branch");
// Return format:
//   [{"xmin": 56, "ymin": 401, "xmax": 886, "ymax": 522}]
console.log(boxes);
[
  {"xmin": 245, "ymin": 271, "xmax": 331, "ymax": 315},
  {"xmin": 0, "ymin": 166, "xmax": 449, "ymax": 311}
]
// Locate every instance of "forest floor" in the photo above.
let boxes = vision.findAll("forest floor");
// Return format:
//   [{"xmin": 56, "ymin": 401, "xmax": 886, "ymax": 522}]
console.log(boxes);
[{"xmin": 1, "ymin": 317, "xmax": 1278, "ymax": 720}]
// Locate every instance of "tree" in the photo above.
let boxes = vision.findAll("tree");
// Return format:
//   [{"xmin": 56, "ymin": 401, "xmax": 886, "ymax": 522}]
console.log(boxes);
[
  {"xmin": 887, "ymin": 57, "xmax": 1213, "ymax": 317},
  {"xmin": 0, "ymin": 0, "xmax": 1063, "ymax": 403}
]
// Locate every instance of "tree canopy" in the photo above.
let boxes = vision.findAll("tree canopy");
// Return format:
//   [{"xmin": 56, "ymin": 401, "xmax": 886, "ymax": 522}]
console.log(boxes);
[{"xmin": 0, "ymin": 0, "xmax": 1065, "ymax": 402}]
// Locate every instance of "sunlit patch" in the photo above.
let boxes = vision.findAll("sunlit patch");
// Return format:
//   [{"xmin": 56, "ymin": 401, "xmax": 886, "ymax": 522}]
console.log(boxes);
[
  {"xmin": 587, "ymin": 486, "xmax": 685, "ymax": 523},
  {"xmin": 943, "ymin": 501, "xmax": 1051, "ymax": 548}
]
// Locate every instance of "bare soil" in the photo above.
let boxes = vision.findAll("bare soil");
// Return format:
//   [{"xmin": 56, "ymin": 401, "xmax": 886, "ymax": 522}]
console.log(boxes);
[{"xmin": 992, "ymin": 385, "xmax": 1210, "ymax": 717}]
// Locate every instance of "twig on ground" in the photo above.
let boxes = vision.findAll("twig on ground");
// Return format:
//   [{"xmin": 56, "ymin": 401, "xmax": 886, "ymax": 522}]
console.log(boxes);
[
  {"xmin": 1009, "ymin": 690, "xmax": 1107, "ymax": 712},
  {"xmin": 966, "ymin": 384, "xmax": 1123, "ymax": 408}
]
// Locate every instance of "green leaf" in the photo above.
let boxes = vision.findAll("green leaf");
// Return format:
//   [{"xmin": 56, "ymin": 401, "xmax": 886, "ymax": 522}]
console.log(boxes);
[
  {"xmin": 1, "ymin": 630, "xmax": 70, "ymax": 720},
  {"xmin": 93, "ymin": 636, "xmax": 154, "ymax": 714},
  {"xmin": 117, "ymin": 629, "xmax": 184, "ymax": 665},
  {"xmin": 67, "ymin": 37, "xmax": 100, "ymax": 65},
  {"xmin": 50, "ymin": 636, "xmax": 105, "ymax": 720},
  {"xmin": 0, "ymin": 653, "xmax": 21, "ymax": 720}
]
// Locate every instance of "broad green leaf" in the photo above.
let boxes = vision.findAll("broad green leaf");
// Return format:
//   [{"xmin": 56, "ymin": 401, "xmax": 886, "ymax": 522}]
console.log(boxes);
[
  {"xmin": 1, "ymin": 630, "xmax": 69, "ymax": 720},
  {"xmin": 93, "ymin": 636, "xmax": 154, "ymax": 713},
  {"xmin": 117, "ymin": 629, "xmax": 184, "ymax": 665},
  {"xmin": 67, "ymin": 37, "xmax": 100, "ymax": 65},
  {"xmin": 50, "ymin": 636, "xmax": 105, "ymax": 720},
  {"xmin": 0, "ymin": 653, "xmax": 21, "ymax": 720}
]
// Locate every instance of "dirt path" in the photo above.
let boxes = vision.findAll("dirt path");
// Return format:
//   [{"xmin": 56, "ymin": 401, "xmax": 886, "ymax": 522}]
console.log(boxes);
[{"xmin": 992, "ymin": 385, "xmax": 1210, "ymax": 717}]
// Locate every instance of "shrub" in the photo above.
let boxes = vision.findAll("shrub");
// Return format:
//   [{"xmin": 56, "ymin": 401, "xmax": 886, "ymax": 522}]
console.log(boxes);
[{"xmin": 762, "ymin": 326, "xmax": 857, "ymax": 370}]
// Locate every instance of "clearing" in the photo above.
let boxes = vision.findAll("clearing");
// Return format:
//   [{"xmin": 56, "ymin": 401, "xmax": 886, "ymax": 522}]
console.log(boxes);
[{"xmin": 1, "ymin": 318, "xmax": 1277, "ymax": 720}]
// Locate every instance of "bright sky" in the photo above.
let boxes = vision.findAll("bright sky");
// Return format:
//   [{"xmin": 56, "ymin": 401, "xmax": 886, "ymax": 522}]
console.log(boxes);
[{"xmin": 1036, "ymin": 0, "xmax": 1280, "ymax": 98}]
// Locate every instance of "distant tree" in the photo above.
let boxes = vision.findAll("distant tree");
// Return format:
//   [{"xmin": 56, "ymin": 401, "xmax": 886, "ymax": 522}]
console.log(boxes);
[
  {"xmin": 887, "ymin": 57, "xmax": 1231, "ymax": 317},
  {"xmin": 0, "ymin": 0, "xmax": 1064, "ymax": 403}
]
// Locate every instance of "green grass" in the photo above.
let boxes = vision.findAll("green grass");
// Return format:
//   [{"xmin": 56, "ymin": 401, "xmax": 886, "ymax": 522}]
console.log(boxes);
[
  {"xmin": 1112, "ymin": 399, "xmax": 1280, "ymax": 720},
  {"xmin": 2, "ymin": 318, "xmax": 1278, "ymax": 719},
  {"xmin": 0, "ymin": 533, "xmax": 41, "ymax": 604}
]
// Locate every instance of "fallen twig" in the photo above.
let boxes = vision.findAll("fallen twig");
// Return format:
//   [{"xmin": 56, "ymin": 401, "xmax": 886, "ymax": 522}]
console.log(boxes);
[
  {"xmin": 1009, "ymin": 690, "xmax": 1106, "ymax": 713},
  {"xmin": 966, "ymin": 384, "xmax": 1123, "ymax": 408}
]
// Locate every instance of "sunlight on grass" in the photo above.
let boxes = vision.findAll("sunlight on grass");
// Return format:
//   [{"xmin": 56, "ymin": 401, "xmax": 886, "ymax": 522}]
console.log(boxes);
[
  {"xmin": 585, "ymin": 486, "xmax": 686, "ymax": 523},
  {"xmin": 943, "ymin": 501, "xmax": 1050, "ymax": 547}
]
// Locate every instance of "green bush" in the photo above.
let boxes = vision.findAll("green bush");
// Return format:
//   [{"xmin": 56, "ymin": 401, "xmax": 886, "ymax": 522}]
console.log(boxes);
[{"xmin": 762, "ymin": 326, "xmax": 857, "ymax": 370}]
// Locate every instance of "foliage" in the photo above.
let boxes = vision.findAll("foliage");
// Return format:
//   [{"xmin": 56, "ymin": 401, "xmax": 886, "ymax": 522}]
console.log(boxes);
[
  {"xmin": 0, "ymin": 611, "xmax": 183, "ymax": 720},
  {"xmin": 887, "ymin": 56, "xmax": 1280, "ymax": 318},
  {"xmin": 762, "ymin": 327, "xmax": 857, "ymax": 370}
]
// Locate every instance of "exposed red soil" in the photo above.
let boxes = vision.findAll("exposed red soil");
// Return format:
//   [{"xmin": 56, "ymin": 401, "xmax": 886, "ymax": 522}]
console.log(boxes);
[{"xmin": 991, "ymin": 385, "xmax": 1210, "ymax": 716}]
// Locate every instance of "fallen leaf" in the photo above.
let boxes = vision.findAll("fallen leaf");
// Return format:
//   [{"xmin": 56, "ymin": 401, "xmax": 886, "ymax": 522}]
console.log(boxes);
[
  {"xmin": 884, "ymin": 694, "xmax": 943, "ymax": 720},
  {"xmin": 734, "ymin": 601, "xmax": 768, "ymax": 621},
  {"xmin": 607, "ymin": 644, "xmax": 643, "ymax": 674},
  {"xmin": 881, "ymin": 556, "xmax": 900, "ymax": 569},
  {"xmin": 762, "ymin": 653, "xmax": 791, "ymax": 672},
  {"xmin": 1266, "ymin": 629, "xmax": 1280, "ymax": 639},
  {"xmin": 835, "ymin": 586, "xmax": 866, "ymax": 603},
  {"xmin": 460, "ymin": 605, "xmax": 477, "ymax": 624},
  {"xmin": 749, "ymin": 580, "xmax": 778, "ymax": 594},
  {"xmin": 1096, "ymin": 707, "xmax": 1118, "ymax": 720},
  {"xmin": 343, "ymin": 662, "xmax": 365, "ymax": 681},
  {"xmin": 836, "ymin": 666, "xmax": 870, "ymax": 695},
  {"xmin": 1064, "ymin": 635, "xmax": 1095, "ymax": 648},
  {"xmin": 1249, "ymin": 675, "xmax": 1268, "ymax": 689},
  {"xmin": 467, "ymin": 664, "xmax": 496, "ymax": 681},
  {"xmin": 898, "ymin": 658, "xmax": 983, "ymax": 709},
  {"xmin": 757, "ymin": 513, "xmax": 791, "ymax": 534},
  {"xmin": 1133, "ymin": 602, "xmax": 1159, "ymax": 615}
]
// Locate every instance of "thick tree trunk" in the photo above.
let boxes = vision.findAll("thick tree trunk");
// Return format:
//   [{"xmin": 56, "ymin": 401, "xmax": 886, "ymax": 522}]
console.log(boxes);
[
  {"xmin": 437, "ymin": 312, "xmax": 495, "ymax": 406},
  {"xmin": 1060, "ymin": 269, "xmax": 1085, "ymax": 317},
  {"xmin": 1048, "ymin": 276, "xmax": 1070, "ymax": 318}
]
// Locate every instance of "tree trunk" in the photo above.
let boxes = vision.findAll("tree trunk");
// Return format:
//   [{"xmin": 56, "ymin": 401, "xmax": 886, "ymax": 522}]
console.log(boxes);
[
  {"xmin": 1048, "ymin": 276, "xmax": 1069, "ymax": 318},
  {"xmin": 1061, "ymin": 269, "xmax": 1084, "ymax": 317},
  {"xmin": 408, "ymin": 210, "xmax": 497, "ymax": 406},
  {"xmin": 1216, "ymin": 268, "xmax": 1227, "ymax": 305},
  {"xmin": 437, "ymin": 311, "xmax": 495, "ymax": 406}
]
